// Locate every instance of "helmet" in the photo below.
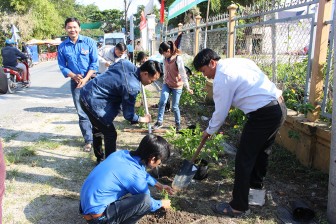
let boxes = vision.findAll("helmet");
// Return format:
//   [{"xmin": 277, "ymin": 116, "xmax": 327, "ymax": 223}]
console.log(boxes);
[{"xmin": 5, "ymin": 39, "xmax": 15, "ymax": 45}]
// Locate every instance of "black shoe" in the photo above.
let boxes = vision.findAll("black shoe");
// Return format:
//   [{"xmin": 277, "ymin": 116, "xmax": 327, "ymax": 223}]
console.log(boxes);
[{"xmin": 153, "ymin": 122, "xmax": 163, "ymax": 130}]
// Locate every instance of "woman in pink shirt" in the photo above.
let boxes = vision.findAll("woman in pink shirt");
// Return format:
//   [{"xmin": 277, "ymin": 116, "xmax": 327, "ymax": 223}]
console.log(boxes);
[{"xmin": 152, "ymin": 41, "xmax": 193, "ymax": 132}]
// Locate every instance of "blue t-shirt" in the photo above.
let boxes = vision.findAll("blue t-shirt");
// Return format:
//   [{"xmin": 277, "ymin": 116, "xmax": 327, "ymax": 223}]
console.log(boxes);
[
  {"xmin": 57, "ymin": 35, "xmax": 98, "ymax": 77},
  {"xmin": 127, "ymin": 44, "xmax": 134, "ymax": 53},
  {"xmin": 80, "ymin": 150, "xmax": 162, "ymax": 215}
]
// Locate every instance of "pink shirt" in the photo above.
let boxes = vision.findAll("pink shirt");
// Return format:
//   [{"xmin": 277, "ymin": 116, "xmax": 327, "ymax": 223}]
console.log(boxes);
[{"xmin": 0, "ymin": 142, "xmax": 5, "ymax": 224}]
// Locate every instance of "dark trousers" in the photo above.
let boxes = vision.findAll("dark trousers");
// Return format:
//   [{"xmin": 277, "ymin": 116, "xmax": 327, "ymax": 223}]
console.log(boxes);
[
  {"xmin": 128, "ymin": 52, "xmax": 133, "ymax": 63},
  {"xmin": 230, "ymin": 101, "xmax": 287, "ymax": 211},
  {"xmin": 80, "ymin": 100, "xmax": 117, "ymax": 161},
  {"xmin": 81, "ymin": 194, "xmax": 151, "ymax": 224}
]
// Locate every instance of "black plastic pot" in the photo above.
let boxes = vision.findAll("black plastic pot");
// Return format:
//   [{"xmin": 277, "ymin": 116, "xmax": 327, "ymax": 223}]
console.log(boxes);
[{"xmin": 193, "ymin": 159, "xmax": 208, "ymax": 180}]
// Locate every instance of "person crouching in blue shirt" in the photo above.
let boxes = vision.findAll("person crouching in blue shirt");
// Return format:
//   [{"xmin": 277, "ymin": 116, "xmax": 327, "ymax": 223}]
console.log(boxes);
[
  {"xmin": 80, "ymin": 59, "xmax": 162, "ymax": 164},
  {"xmin": 80, "ymin": 134, "xmax": 174, "ymax": 224}
]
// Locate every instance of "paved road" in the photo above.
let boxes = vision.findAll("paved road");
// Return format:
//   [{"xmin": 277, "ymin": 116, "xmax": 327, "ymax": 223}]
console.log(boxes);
[
  {"xmin": 0, "ymin": 60, "xmax": 79, "ymax": 144},
  {"xmin": 0, "ymin": 60, "xmax": 71, "ymax": 116}
]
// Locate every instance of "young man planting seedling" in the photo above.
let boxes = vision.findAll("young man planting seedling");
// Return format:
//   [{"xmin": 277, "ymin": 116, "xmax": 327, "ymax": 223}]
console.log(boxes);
[{"xmin": 80, "ymin": 134, "xmax": 174, "ymax": 223}]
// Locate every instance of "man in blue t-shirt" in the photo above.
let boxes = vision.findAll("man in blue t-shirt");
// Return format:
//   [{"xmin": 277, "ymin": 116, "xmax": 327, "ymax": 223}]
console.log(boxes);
[
  {"xmin": 127, "ymin": 40, "xmax": 134, "ymax": 63},
  {"xmin": 80, "ymin": 134, "xmax": 174, "ymax": 223},
  {"xmin": 57, "ymin": 17, "xmax": 98, "ymax": 153}
]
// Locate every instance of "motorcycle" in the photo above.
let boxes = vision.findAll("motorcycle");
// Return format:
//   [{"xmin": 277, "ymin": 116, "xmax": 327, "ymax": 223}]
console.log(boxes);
[{"xmin": 0, "ymin": 58, "xmax": 31, "ymax": 94}]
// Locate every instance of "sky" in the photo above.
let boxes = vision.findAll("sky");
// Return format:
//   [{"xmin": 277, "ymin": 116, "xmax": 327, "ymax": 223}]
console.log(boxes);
[{"xmin": 76, "ymin": 0, "xmax": 161, "ymax": 16}]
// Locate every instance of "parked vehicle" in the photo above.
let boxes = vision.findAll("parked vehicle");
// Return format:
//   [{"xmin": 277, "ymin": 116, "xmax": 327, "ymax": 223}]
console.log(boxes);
[
  {"xmin": 103, "ymin": 32, "xmax": 126, "ymax": 46},
  {"xmin": 1, "ymin": 58, "xmax": 31, "ymax": 94}
]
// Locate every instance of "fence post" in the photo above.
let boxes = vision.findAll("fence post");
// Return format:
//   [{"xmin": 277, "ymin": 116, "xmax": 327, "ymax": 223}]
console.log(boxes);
[
  {"xmin": 307, "ymin": 0, "xmax": 332, "ymax": 121},
  {"xmin": 328, "ymin": 4, "xmax": 336, "ymax": 223},
  {"xmin": 178, "ymin": 23, "xmax": 183, "ymax": 34},
  {"xmin": 227, "ymin": 4, "xmax": 238, "ymax": 58},
  {"xmin": 194, "ymin": 15, "xmax": 202, "ymax": 56}
]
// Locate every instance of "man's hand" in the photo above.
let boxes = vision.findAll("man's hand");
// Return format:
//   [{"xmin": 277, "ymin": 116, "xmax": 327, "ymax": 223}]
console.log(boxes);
[
  {"xmin": 105, "ymin": 62, "xmax": 111, "ymax": 67},
  {"xmin": 76, "ymin": 77, "xmax": 89, "ymax": 88},
  {"xmin": 161, "ymin": 199, "xmax": 171, "ymax": 209},
  {"xmin": 162, "ymin": 185, "xmax": 175, "ymax": 195},
  {"xmin": 139, "ymin": 114, "xmax": 152, "ymax": 123},
  {"xmin": 188, "ymin": 89, "xmax": 194, "ymax": 94},
  {"xmin": 202, "ymin": 131, "xmax": 211, "ymax": 142},
  {"xmin": 155, "ymin": 182, "xmax": 175, "ymax": 195},
  {"xmin": 71, "ymin": 74, "xmax": 83, "ymax": 83}
]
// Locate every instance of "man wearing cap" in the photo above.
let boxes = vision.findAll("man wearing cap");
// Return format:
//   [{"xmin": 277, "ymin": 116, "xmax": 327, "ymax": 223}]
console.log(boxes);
[{"xmin": 1, "ymin": 39, "xmax": 28, "ymax": 83}]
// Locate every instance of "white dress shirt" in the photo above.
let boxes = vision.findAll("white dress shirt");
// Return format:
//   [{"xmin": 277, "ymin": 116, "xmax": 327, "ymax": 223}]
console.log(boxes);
[
  {"xmin": 206, "ymin": 58, "xmax": 282, "ymax": 135},
  {"xmin": 98, "ymin": 46, "xmax": 127, "ymax": 74}
]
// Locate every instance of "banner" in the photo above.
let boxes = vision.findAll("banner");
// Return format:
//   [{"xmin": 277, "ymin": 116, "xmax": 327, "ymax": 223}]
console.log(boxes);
[
  {"xmin": 168, "ymin": 0, "xmax": 207, "ymax": 20},
  {"xmin": 160, "ymin": 0, "xmax": 165, "ymax": 24},
  {"xmin": 139, "ymin": 11, "xmax": 147, "ymax": 30}
]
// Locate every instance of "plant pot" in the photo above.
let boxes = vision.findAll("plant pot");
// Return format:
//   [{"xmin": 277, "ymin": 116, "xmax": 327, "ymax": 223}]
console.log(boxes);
[{"xmin": 193, "ymin": 159, "xmax": 208, "ymax": 180}]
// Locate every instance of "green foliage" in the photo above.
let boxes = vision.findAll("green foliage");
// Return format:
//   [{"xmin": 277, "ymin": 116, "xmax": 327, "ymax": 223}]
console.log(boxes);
[
  {"xmin": 227, "ymin": 108, "xmax": 246, "ymax": 132},
  {"xmin": 180, "ymin": 72, "xmax": 207, "ymax": 107},
  {"xmin": 261, "ymin": 57, "xmax": 315, "ymax": 116},
  {"xmin": 288, "ymin": 130, "xmax": 300, "ymax": 140},
  {"xmin": 5, "ymin": 147, "xmax": 36, "ymax": 165},
  {"xmin": 88, "ymin": 9, "xmax": 124, "ymax": 33},
  {"xmin": 164, "ymin": 124, "xmax": 227, "ymax": 161}
]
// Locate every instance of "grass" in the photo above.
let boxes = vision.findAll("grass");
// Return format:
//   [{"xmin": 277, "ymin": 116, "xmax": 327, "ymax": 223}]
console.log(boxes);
[
  {"xmin": 3, "ymin": 132, "xmax": 19, "ymax": 143},
  {"xmin": 35, "ymin": 137, "xmax": 62, "ymax": 150},
  {"xmin": 5, "ymin": 147, "xmax": 36, "ymax": 165}
]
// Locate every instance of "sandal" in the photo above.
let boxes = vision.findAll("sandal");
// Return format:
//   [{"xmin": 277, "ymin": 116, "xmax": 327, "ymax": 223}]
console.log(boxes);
[{"xmin": 211, "ymin": 202, "xmax": 251, "ymax": 218}]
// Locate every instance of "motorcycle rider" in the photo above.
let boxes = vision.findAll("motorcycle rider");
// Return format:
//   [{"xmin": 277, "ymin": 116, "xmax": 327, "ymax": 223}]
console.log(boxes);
[{"xmin": 1, "ymin": 39, "xmax": 28, "ymax": 83}]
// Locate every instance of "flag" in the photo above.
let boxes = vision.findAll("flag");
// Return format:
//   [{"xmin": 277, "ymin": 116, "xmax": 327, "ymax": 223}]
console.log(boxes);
[
  {"xmin": 160, "ymin": 0, "xmax": 165, "ymax": 24},
  {"xmin": 139, "ymin": 10, "xmax": 147, "ymax": 31},
  {"xmin": 144, "ymin": 0, "xmax": 154, "ymax": 15}
]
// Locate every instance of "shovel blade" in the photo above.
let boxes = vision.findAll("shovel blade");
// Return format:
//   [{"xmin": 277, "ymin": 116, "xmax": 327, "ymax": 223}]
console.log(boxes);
[{"xmin": 172, "ymin": 159, "xmax": 198, "ymax": 190}]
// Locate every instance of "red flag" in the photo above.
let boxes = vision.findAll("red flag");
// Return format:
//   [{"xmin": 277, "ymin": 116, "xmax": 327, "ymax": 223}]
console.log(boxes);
[
  {"xmin": 140, "ymin": 10, "xmax": 147, "ymax": 30},
  {"xmin": 160, "ymin": 0, "xmax": 164, "ymax": 24}
]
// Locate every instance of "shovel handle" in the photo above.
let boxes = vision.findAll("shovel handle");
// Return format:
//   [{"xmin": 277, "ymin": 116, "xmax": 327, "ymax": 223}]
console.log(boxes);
[
  {"xmin": 141, "ymin": 84, "xmax": 152, "ymax": 134},
  {"xmin": 191, "ymin": 137, "xmax": 208, "ymax": 163}
]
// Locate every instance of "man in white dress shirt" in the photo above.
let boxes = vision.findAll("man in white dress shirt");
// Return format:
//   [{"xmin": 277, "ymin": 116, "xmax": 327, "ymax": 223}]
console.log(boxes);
[
  {"xmin": 193, "ymin": 48, "xmax": 287, "ymax": 217},
  {"xmin": 98, "ymin": 42, "xmax": 127, "ymax": 74}
]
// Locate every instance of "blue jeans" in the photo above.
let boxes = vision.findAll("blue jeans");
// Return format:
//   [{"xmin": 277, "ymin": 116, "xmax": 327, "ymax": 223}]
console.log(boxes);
[
  {"xmin": 82, "ymin": 194, "xmax": 151, "ymax": 224},
  {"xmin": 71, "ymin": 80, "xmax": 93, "ymax": 144},
  {"xmin": 157, "ymin": 84, "xmax": 182, "ymax": 125}
]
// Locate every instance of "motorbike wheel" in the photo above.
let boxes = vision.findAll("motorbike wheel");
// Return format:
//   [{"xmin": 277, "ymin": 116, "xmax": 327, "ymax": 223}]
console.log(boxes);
[
  {"xmin": 7, "ymin": 74, "xmax": 17, "ymax": 94},
  {"xmin": 0, "ymin": 68, "xmax": 8, "ymax": 94}
]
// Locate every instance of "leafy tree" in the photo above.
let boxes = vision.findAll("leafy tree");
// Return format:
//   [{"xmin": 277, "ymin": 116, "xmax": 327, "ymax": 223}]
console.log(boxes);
[
  {"xmin": 88, "ymin": 9, "xmax": 124, "ymax": 33},
  {"xmin": 0, "ymin": 0, "xmax": 63, "ymax": 39}
]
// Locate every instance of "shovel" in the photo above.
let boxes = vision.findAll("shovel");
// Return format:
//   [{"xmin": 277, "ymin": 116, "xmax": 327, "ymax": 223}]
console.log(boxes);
[
  {"xmin": 172, "ymin": 137, "xmax": 207, "ymax": 190},
  {"xmin": 141, "ymin": 84, "xmax": 151, "ymax": 134}
]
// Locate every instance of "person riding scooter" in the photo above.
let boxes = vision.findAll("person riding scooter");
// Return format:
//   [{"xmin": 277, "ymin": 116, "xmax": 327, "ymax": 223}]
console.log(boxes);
[{"xmin": 1, "ymin": 39, "xmax": 29, "ymax": 83}]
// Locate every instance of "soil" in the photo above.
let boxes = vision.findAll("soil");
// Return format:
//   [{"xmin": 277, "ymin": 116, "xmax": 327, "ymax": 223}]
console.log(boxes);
[{"xmin": 0, "ymin": 73, "xmax": 329, "ymax": 224}]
